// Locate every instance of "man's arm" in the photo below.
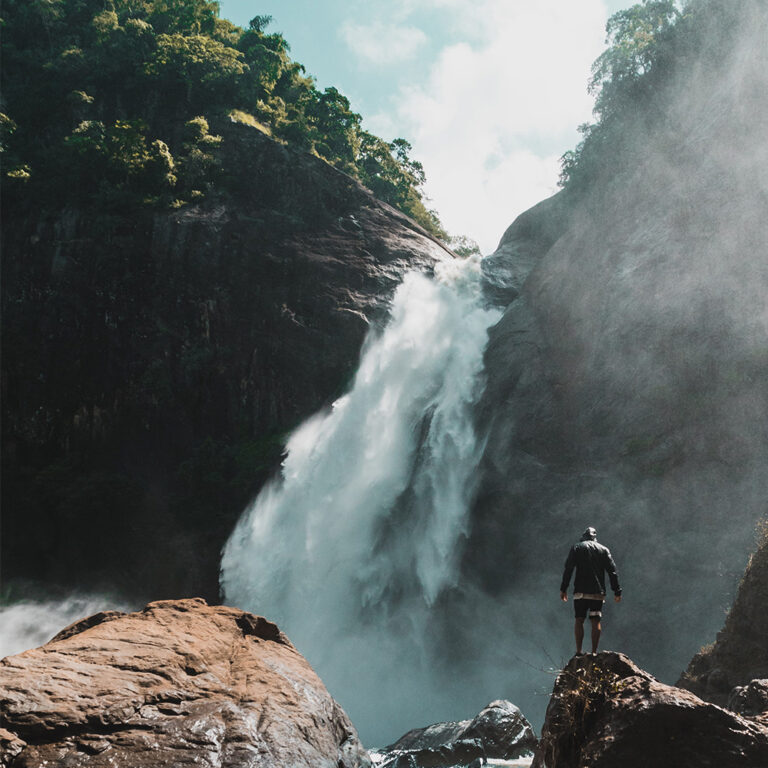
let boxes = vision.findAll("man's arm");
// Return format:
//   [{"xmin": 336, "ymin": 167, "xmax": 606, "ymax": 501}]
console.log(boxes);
[
  {"xmin": 560, "ymin": 547, "xmax": 576, "ymax": 600},
  {"xmin": 605, "ymin": 548, "xmax": 621, "ymax": 598}
]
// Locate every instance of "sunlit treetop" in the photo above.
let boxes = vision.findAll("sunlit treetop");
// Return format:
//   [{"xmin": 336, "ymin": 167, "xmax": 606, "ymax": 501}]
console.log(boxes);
[
  {"xmin": 1, "ymin": 0, "xmax": 445, "ymax": 236},
  {"xmin": 559, "ymin": 0, "xmax": 728, "ymax": 192}
]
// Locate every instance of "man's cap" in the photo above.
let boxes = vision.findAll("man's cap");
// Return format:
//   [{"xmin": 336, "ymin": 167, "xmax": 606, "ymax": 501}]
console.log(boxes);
[{"xmin": 581, "ymin": 526, "xmax": 597, "ymax": 541}]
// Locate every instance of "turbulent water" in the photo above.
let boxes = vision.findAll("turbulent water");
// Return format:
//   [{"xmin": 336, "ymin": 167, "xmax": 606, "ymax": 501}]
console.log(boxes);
[{"xmin": 221, "ymin": 256, "xmax": 502, "ymax": 743}]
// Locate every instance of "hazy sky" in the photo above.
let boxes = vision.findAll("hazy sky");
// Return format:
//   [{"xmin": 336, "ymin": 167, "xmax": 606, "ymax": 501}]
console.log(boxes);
[{"xmin": 218, "ymin": 0, "xmax": 632, "ymax": 252}]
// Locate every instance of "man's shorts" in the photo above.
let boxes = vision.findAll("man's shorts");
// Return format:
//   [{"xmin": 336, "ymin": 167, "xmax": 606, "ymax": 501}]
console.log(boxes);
[{"xmin": 574, "ymin": 598, "xmax": 604, "ymax": 619}]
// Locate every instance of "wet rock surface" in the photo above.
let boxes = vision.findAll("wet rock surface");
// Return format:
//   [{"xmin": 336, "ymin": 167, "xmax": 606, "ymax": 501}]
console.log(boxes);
[
  {"xmin": 533, "ymin": 651, "xmax": 768, "ymax": 768},
  {"xmin": 376, "ymin": 700, "xmax": 536, "ymax": 767},
  {"xmin": 0, "ymin": 598, "xmax": 370, "ymax": 768}
]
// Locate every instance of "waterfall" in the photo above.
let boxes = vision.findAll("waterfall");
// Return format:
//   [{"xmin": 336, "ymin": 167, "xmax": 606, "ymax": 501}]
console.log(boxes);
[
  {"xmin": 220, "ymin": 255, "xmax": 501, "ymax": 743},
  {"xmin": 0, "ymin": 595, "xmax": 131, "ymax": 659}
]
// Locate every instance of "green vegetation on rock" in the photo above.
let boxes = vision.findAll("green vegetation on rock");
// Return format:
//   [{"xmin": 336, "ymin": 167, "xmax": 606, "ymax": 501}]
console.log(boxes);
[
  {"xmin": 1, "ymin": 0, "xmax": 445, "ymax": 236},
  {"xmin": 559, "ymin": 0, "xmax": 726, "ymax": 192}
]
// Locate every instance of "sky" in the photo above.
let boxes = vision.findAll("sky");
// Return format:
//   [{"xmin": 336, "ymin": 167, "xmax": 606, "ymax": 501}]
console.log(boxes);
[{"xmin": 218, "ymin": 0, "xmax": 632, "ymax": 253}]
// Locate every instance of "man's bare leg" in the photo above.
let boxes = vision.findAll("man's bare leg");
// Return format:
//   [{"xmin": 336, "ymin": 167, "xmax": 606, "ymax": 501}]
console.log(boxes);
[
  {"xmin": 590, "ymin": 616, "xmax": 602, "ymax": 653},
  {"xmin": 574, "ymin": 617, "xmax": 585, "ymax": 654}
]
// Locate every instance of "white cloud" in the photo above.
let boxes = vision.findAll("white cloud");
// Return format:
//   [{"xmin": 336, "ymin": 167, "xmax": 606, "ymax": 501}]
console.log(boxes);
[
  {"xmin": 370, "ymin": 0, "xmax": 610, "ymax": 252},
  {"xmin": 341, "ymin": 21, "xmax": 427, "ymax": 65}
]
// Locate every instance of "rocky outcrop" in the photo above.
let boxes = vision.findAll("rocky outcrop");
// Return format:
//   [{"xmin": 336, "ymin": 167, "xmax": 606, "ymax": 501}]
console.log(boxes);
[
  {"xmin": 480, "ymin": 192, "xmax": 571, "ymax": 307},
  {"xmin": 533, "ymin": 652, "xmax": 768, "ymax": 768},
  {"xmin": 0, "ymin": 597, "xmax": 370, "ymax": 768},
  {"xmin": 679, "ymin": 535, "xmax": 768, "ymax": 706},
  {"xmin": 729, "ymin": 680, "xmax": 768, "ymax": 727},
  {"xmin": 1, "ymin": 121, "xmax": 451, "ymax": 601},
  {"xmin": 375, "ymin": 700, "xmax": 536, "ymax": 767}
]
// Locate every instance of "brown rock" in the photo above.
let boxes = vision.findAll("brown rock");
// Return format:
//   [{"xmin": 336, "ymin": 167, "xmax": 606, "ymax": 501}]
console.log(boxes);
[
  {"xmin": 0, "ymin": 598, "xmax": 370, "ymax": 767},
  {"xmin": 533, "ymin": 652, "xmax": 768, "ymax": 768}
]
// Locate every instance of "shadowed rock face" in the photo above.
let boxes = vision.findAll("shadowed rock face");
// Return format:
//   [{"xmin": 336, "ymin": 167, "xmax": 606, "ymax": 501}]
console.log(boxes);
[
  {"xmin": 729, "ymin": 680, "xmax": 768, "ymax": 724},
  {"xmin": 0, "ymin": 598, "xmax": 371, "ymax": 768},
  {"xmin": 1, "ymin": 122, "xmax": 451, "ymax": 601},
  {"xmin": 533, "ymin": 652, "xmax": 768, "ymax": 768},
  {"xmin": 378, "ymin": 700, "xmax": 536, "ymax": 767}
]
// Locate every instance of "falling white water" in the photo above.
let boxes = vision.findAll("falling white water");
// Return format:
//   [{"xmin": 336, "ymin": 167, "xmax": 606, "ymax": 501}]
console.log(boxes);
[
  {"xmin": 221, "ymin": 255, "xmax": 501, "ymax": 743},
  {"xmin": 0, "ymin": 595, "xmax": 131, "ymax": 659}
]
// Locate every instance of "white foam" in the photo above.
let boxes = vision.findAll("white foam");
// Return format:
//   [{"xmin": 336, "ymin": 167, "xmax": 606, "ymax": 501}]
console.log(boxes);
[
  {"xmin": 0, "ymin": 596, "xmax": 130, "ymax": 659},
  {"xmin": 221, "ymin": 257, "xmax": 501, "ymax": 741}
]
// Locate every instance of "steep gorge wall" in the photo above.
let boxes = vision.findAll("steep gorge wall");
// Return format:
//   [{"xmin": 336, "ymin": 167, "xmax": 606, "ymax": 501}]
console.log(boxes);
[
  {"xmin": 680, "ymin": 533, "xmax": 768, "ymax": 704},
  {"xmin": 1, "ymin": 123, "xmax": 450, "ymax": 600},
  {"xmin": 439, "ymin": 0, "xmax": 768, "ymax": 704}
]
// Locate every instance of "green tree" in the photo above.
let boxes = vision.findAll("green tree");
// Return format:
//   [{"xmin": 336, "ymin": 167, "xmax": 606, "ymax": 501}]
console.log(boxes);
[
  {"xmin": 590, "ymin": 0, "xmax": 680, "ymax": 119},
  {"xmin": 176, "ymin": 115, "xmax": 221, "ymax": 197},
  {"xmin": 144, "ymin": 33, "xmax": 247, "ymax": 112},
  {"xmin": 144, "ymin": 0, "xmax": 219, "ymax": 35},
  {"xmin": 449, "ymin": 235, "xmax": 482, "ymax": 258},
  {"xmin": 559, "ymin": 0, "xmax": 683, "ymax": 190},
  {"xmin": 307, "ymin": 87, "xmax": 361, "ymax": 171},
  {"xmin": 1, "ymin": 0, "xmax": 445, "ymax": 229}
]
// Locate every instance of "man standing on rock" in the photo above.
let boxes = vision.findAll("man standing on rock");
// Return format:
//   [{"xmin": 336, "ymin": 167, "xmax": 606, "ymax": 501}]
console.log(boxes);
[{"xmin": 560, "ymin": 527, "xmax": 622, "ymax": 655}]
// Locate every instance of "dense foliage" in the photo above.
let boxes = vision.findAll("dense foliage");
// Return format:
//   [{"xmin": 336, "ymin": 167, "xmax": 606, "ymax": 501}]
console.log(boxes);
[
  {"xmin": 1, "ymin": 0, "xmax": 445, "ymax": 236},
  {"xmin": 559, "ymin": 0, "xmax": 727, "ymax": 191}
]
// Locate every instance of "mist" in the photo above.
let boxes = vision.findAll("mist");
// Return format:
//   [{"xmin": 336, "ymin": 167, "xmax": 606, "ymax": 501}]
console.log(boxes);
[
  {"xmin": 0, "ymin": 594, "xmax": 132, "ymax": 659},
  {"xmin": 225, "ymin": 0, "xmax": 768, "ymax": 744},
  {"xmin": 430, "ymin": 0, "xmax": 768, "ymax": 731},
  {"xmin": 221, "ymin": 256, "xmax": 502, "ymax": 744},
  {"xmin": 3, "ymin": 0, "xmax": 765, "ymax": 754}
]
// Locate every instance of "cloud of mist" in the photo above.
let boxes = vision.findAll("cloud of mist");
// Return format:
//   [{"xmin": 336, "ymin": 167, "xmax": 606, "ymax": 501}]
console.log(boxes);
[
  {"xmin": 0, "ymin": 595, "xmax": 131, "ymax": 659},
  {"xmin": 448, "ymin": 0, "xmax": 768, "ymax": 729},
  {"xmin": 221, "ymin": 257, "xmax": 503, "ymax": 746}
]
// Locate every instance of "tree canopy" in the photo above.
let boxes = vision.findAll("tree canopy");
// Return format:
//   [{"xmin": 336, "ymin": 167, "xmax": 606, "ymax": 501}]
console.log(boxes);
[
  {"xmin": 1, "ymin": 0, "xmax": 445, "ymax": 236},
  {"xmin": 558, "ymin": 0, "xmax": 724, "ymax": 192}
]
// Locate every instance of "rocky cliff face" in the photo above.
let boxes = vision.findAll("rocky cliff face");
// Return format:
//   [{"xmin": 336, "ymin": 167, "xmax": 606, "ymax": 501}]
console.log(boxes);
[
  {"xmin": 448, "ymin": 0, "xmax": 768, "ymax": 694},
  {"xmin": 533, "ymin": 652, "xmax": 768, "ymax": 768},
  {"xmin": 680, "ymin": 534, "xmax": 768, "ymax": 705},
  {"xmin": 1, "ymin": 122, "xmax": 451, "ymax": 600},
  {"xmin": 0, "ymin": 598, "xmax": 370, "ymax": 768}
]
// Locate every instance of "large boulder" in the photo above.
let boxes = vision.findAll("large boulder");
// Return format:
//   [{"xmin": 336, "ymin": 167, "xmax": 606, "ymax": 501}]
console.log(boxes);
[
  {"xmin": 375, "ymin": 700, "xmax": 536, "ymax": 767},
  {"xmin": 0, "ymin": 598, "xmax": 370, "ymax": 768},
  {"xmin": 533, "ymin": 652, "xmax": 768, "ymax": 768}
]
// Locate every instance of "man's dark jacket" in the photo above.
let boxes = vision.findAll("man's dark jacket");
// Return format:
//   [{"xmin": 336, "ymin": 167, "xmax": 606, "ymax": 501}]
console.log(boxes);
[{"xmin": 560, "ymin": 540, "xmax": 622, "ymax": 596}]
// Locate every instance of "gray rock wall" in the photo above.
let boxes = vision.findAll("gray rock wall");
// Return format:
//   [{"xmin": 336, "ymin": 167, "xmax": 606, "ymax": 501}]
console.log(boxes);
[{"xmin": 433, "ymin": 0, "xmax": 768, "ymax": 724}]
